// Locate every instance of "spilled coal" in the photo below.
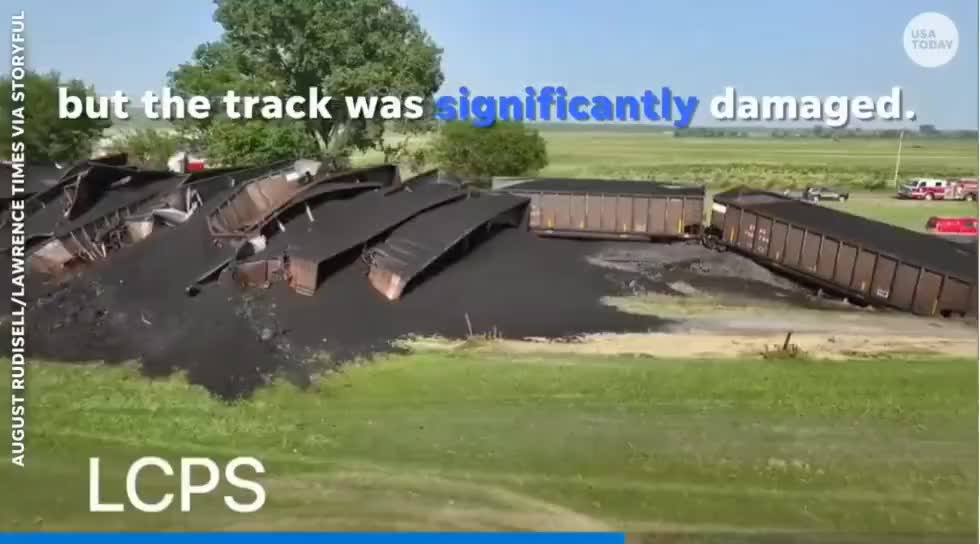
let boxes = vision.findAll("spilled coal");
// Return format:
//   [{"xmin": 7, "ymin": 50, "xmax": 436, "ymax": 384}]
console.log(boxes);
[
  {"xmin": 4, "ymin": 168, "xmax": 820, "ymax": 400},
  {"xmin": 12, "ymin": 200, "xmax": 678, "ymax": 399}
]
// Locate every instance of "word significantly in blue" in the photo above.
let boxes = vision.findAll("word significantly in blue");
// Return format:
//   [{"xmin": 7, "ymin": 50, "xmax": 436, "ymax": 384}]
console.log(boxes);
[
  {"xmin": 435, "ymin": 86, "xmax": 699, "ymax": 128},
  {"xmin": 2, "ymin": 534, "xmax": 627, "ymax": 544}
]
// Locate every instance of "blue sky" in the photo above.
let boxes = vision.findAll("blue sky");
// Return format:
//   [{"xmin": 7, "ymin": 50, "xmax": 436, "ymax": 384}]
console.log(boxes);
[{"xmin": 7, "ymin": 0, "xmax": 979, "ymax": 128}]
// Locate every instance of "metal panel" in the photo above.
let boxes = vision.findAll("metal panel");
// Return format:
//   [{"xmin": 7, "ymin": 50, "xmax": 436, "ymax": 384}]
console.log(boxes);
[
  {"xmin": 288, "ymin": 257, "xmax": 319, "ymax": 296},
  {"xmin": 683, "ymin": 198, "xmax": 702, "ymax": 231},
  {"xmin": 817, "ymin": 238, "xmax": 839, "ymax": 279},
  {"xmin": 632, "ymin": 198, "xmax": 649, "ymax": 233},
  {"xmin": 800, "ymin": 232, "xmax": 821, "ymax": 273},
  {"xmin": 541, "ymin": 193, "xmax": 558, "ymax": 229},
  {"xmin": 851, "ymin": 250, "xmax": 877, "ymax": 293},
  {"xmin": 870, "ymin": 256, "xmax": 897, "ymax": 300},
  {"xmin": 912, "ymin": 270, "xmax": 943, "ymax": 315},
  {"xmin": 616, "ymin": 196, "xmax": 633, "ymax": 232},
  {"xmin": 834, "ymin": 244, "xmax": 858, "ymax": 286},
  {"xmin": 723, "ymin": 207, "xmax": 740, "ymax": 244},
  {"xmin": 938, "ymin": 277, "xmax": 971, "ymax": 315},
  {"xmin": 569, "ymin": 194, "xmax": 587, "ymax": 231},
  {"xmin": 651, "ymin": 198, "xmax": 668, "ymax": 234},
  {"xmin": 665, "ymin": 198, "xmax": 684, "ymax": 235},
  {"xmin": 784, "ymin": 226, "xmax": 804, "ymax": 266},
  {"xmin": 890, "ymin": 263, "xmax": 919, "ymax": 310},
  {"xmin": 768, "ymin": 221, "xmax": 788, "ymax": 261},
  {"xmin": 585, "ymin": 195, "xmax": 601, "ymax": 230},
  {"xmin": 554, "ymin": 194, "xmax": 571, "ymax": 229},
  {"xmin": 753, "ymin": 217, "xmax": 772, "ymax": 256},
  {"xmin": 526, "ymin": 194, "xmax": 542, "ymax": 228},
  {"xmin": 600, "ymin": 196, "xmax": 617, "ymax": 231},
  {"xmin": 738, "ymin": 211, "xmax": 757, "ymax": 251}
]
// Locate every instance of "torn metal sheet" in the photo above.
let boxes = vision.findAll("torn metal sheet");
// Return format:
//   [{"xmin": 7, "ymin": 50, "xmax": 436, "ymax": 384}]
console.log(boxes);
[
  {"xmin": 207, "ymin": 162, "xmax": 398, "ymax": 240},
  {"xmin": 365, "ymin": 192, "xmax": 528, "ymax": 300},
  {"xmin": 21, "ymin": 166, "xmax": 264, "ymax": 279},
  {"xmin": 4, "ymin": 154, "xmax": 129, "ymax": 225},
  {"xmin": 207, "ymin": 160, "xmax": 322, "ymax": 238}
]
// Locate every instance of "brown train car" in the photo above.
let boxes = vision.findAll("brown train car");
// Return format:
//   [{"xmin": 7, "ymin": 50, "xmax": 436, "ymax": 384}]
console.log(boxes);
[
  {"xmin": 711, "ymin": 187, "xmax": 978, "ymax": 317},
  {"xmin": 501, "ymin": 178, "xmax": 704, "ymax": 240}
]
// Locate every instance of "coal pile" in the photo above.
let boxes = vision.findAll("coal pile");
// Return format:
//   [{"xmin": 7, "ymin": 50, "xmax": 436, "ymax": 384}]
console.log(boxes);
[{"xmin": 7, "ymin": 161, "xmax": 675, "ymax": 399}]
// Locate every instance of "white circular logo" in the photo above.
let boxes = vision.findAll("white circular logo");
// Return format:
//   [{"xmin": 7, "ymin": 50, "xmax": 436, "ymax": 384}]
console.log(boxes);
[{"xmin": 904, "ymin": 12, "xmax": 958, "ymax": 68}]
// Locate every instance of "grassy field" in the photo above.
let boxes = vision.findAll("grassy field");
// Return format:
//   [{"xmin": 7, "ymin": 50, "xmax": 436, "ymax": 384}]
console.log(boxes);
[
  {"xmin": 538, "ymin": 131, "xmax": 977, "ymax": 189},
  {"xmin": 822, "ymin": 196, "xmax": 978, "ymax": 231},
  {"xmin": 2, "ymin": 352, "xmax": 975, "ymax": 536}
]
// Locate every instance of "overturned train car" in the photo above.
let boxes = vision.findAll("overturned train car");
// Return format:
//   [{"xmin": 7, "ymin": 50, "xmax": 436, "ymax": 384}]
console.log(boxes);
[{"xmin": 710, "ymin": 187, "xmax": 978, "ymax": 317}]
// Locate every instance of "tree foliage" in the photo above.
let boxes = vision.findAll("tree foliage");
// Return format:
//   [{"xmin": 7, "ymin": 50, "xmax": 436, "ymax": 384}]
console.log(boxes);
[
  {"xmin": 169, "ymin": 0, "xmax": 443, "ymax": 164},
  {"xmin": 205, "ymin": 120, "xmax": 323, "ymax": 166},
  {"xmin": 431, "ymin": 122, "xmax": 548, "ymax": 182},
  {"xmin": 105, "ymin": 129, "xmax": 186, "ymax": 170},
  {"xmin": 0, "ymin": 71, "xmax": 110, "ymax": 162}
]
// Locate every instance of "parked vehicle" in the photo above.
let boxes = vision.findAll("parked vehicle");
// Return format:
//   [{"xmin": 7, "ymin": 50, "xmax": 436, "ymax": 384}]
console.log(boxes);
[
  {"xmin": 167, "ymin": 151, "xmax": 209, "ymax": 174},
  {"xmin": 949, "ymin": 178, "xmax": 979, "ymax": 201},
  {"xmin": 925, "ymin": 217, "xmax": 978, "ymax": 237},
  {"xmin": 802, "ymin": 186, "xmax": 849, "ymax": 202},
  {"xmin": 898, "ymin": 178, "xmax": 978, "ymax": 200}
]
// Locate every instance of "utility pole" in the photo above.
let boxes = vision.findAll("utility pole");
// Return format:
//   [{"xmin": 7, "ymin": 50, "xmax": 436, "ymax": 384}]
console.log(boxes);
[{"xmin": 892, "ymin": 130, "xmax": 905, "ymax": 190}]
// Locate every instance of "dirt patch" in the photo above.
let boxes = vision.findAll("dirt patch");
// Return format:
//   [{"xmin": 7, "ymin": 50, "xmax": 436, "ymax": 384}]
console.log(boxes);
[
  {"xmin": 586, "ymin": 241, "xmax": 836, "ymax": 307},
  {"xmin": 407, "ymin": 332, "xmax": 976, "ymax": 361}
]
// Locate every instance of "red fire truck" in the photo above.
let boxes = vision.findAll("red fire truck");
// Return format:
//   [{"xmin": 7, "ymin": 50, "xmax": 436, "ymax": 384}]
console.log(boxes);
[{"xmin": 898, "ymin": 178, "xmax": 978, "ymax": 201}]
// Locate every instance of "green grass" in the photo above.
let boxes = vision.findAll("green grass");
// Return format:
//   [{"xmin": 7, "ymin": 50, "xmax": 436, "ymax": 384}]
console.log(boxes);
[
  {"xmin": 821, "ymin": 197, "xmax": 978, "ymax": 231},
  {"xmin": 537, "ymin": 132, "xmax": 977, "ymax": 189},
  {"xmin": 2, "ymin": 353, "xmax": 975, "ymax": 535}
]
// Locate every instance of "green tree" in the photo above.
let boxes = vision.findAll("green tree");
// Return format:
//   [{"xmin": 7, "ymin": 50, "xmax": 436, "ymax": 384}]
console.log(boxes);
[
  {"xmin": 430, "ymin": 121, "xmax": 548, "ymax": 183},
  {"xmin": 106, "ymin": 129, "xmax": 186, "ymax": 170},
  {"xmin": 169, "ymin": 0, "xmax": 443, "ymax": 164},
  {"xmin": 0, "ymin": 71, "xmax": 111, "ymax": 162},
  {"xmin": 205, "ymin": 119, "xmax": 322, "ymax": 166}
]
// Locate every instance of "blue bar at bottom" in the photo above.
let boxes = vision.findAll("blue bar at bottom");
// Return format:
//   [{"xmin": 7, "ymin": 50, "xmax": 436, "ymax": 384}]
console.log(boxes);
[{"xmin": 0, "ymin": 534, "xmax": 627, "ymax": 544}]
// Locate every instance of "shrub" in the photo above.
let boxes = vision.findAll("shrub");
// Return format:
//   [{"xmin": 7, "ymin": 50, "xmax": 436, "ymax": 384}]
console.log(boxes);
[{"xmin": 431, "ymin": 121, "xmax": 547, "ymax": 184}]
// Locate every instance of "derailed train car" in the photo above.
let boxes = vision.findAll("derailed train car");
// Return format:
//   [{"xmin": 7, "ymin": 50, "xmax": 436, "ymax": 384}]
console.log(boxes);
[
  {"xmin": 501, "ymin": 178, "xmax": 704, "ymax": 240},
  {"xmin": 709, "ymin": 187, "xmax": 978, "ymax": 317}
]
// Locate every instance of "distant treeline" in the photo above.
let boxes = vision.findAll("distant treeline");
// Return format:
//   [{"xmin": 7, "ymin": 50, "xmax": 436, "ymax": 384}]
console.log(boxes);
[{"xmin": 673, "ymin": 125, "xmax": 978, "ymax": 139}]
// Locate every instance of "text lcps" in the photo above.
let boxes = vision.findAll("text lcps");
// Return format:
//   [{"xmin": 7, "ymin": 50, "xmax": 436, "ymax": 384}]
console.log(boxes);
[
  {"xmin": 89, "ymin": 456, "xmax": 266, "ymax": 513},
  {"xmin": 58, "ymin": 86, "xmax": 425, "ymax": 121}
]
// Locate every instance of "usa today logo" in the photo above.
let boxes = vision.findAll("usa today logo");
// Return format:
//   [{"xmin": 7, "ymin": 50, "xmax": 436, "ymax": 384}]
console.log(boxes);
[{"xmin": 904, "ymin": 12, "xmax": 958, "ymax": 68}]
